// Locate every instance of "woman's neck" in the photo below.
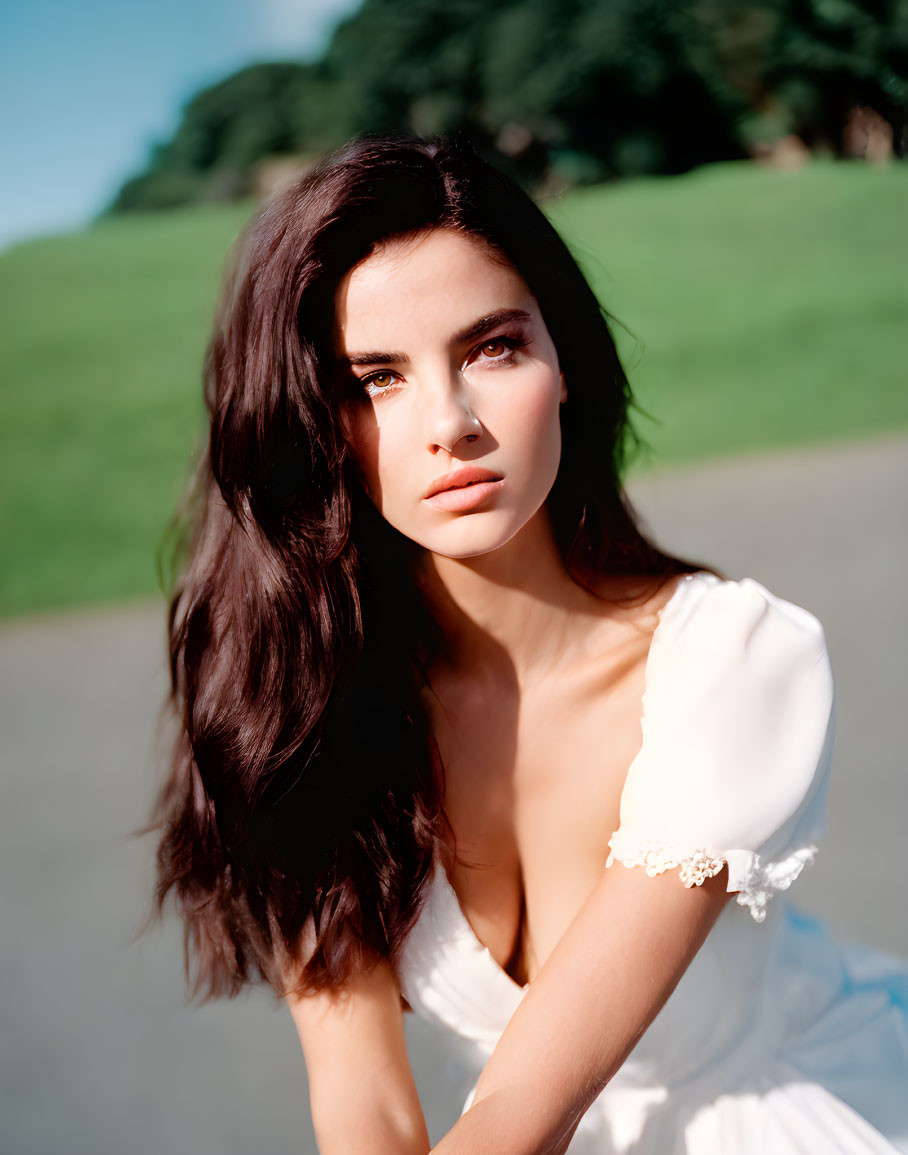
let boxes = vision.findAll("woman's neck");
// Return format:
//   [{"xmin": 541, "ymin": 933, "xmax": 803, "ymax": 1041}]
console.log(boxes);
[{"xmin": 419, "ymin": 507, "xmax": 611, "ymax": 691}]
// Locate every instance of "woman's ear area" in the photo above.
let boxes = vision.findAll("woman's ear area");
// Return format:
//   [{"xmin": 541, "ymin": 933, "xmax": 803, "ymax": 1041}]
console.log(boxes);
[{"xmin": 560, "ymin": 370, "xmax": 568, "ymax": 404}]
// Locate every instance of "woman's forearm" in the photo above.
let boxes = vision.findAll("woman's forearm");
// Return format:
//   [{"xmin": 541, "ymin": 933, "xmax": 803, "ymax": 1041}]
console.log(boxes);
[
  {"xmin": 431, "ymin": 868, "xmax": 732, "ymax": 1155},
  {"xmin": 313, "ymin": 1097, "xmax": 431, "ymax": 1155},
  {"xmin": 430, "ymin": 1085, "xmax": 583, "ymax": 1155}
]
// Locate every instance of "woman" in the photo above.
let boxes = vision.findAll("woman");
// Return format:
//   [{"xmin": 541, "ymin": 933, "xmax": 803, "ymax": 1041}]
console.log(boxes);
[{"xmin": 154, "ymin": 134, "xmax": 908, "ymax": 1154}]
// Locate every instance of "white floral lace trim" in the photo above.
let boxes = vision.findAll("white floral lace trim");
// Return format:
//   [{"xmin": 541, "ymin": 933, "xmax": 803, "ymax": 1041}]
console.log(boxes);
[
  {"xmin": 732, "ymin": 844, "xmax": 818, "ymax": 923},
  {"xmin": 606, "ymin": 835, "xmax": 818, "ymax": 923},
  {"xmin": 605, "ymin": 839, "xmax": 726, "ymax": 887}
]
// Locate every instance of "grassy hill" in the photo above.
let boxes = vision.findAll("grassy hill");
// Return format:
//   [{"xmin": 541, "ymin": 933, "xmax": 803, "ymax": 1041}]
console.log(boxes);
[
  {"xmin": 550, "ymin": 159, "xmax": 908, "ymax": 466},
  {"xmin": 1, "ymin": 160, "xmax": 905, "ymax": 617}
]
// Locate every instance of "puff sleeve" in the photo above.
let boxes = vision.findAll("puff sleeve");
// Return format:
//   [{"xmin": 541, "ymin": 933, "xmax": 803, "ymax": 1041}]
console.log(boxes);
[{"xmin": 605, "ymin": 573, "xmax": 835, "ymax": 922}]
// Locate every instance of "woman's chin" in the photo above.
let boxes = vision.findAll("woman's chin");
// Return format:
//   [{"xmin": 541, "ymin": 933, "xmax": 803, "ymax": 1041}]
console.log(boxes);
[
  {"xmin": 414, "ymin": 509, "xmax": 551, "ymax": 562},
  {"xmin": 402, "ymin": 519, "xmax": 517, "ymax": 561}
]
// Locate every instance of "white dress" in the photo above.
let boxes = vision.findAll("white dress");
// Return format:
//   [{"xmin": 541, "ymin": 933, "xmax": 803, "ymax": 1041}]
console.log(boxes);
[{"xmin": 398, "ymin": 572, "xmax": 908, "ymax": 1153}]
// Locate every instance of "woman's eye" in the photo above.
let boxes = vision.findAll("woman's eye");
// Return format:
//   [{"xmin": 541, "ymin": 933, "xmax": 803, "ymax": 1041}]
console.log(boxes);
[
  {"xmin": 361, "ymin": 371, "xmax": 400, "ymax": 397},
  {"xmin": 469, "ymin": 334, "xmax": 528, "ymax": 368}
]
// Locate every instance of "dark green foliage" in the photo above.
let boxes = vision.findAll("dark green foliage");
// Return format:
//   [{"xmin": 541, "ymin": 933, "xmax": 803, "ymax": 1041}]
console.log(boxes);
[
  {"xmin": 107, "ymin": 63, "xmax": 329, "ymax": 212},
  {"xmin": 763, "ymin": 0, "xmax": 908, "ymax": 147},
  {"xmin": 109, "ymin": 0, "xmax": 907, "ymax": 212}
]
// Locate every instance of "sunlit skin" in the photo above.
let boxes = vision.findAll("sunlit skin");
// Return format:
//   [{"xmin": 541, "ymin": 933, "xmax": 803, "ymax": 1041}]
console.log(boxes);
[
  {"xmin": 288, "ymin": 228, "xmax": 732, "ymax": 1155},
  {"xmin": 336, "ymin": 227, "xmax": 567, "ymax": 563}
]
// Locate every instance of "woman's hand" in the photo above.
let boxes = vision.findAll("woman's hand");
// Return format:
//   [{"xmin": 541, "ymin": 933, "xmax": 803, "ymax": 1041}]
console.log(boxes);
[
  {"xmin": 287, "ymin": 954, "xmax": 431, "ymax": 1155},
  {"xmin": 430, "ymin": 862, "xmax": 732, "ymax": 1155}
]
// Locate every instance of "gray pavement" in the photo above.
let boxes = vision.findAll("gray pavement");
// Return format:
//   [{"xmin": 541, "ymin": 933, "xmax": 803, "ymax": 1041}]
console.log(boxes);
[{"xmin": 1, "ymin": 434, "xmax": 906, "ymax": 1155}]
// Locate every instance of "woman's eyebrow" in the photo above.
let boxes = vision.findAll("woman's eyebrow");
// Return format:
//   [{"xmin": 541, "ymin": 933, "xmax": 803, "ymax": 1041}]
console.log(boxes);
[
  {"xmin": 454, "ymin": 307, "xmax": 533, "ymax": 343},
  {"xmin": 340, "ymin": 308, "xmax": 533, "ymax": 367}
]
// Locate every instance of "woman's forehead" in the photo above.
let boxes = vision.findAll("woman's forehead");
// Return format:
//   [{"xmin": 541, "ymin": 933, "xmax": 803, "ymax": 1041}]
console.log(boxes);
[{"xmin": 334, "ymin": 228, "xmax": 537, "ymax": 351}]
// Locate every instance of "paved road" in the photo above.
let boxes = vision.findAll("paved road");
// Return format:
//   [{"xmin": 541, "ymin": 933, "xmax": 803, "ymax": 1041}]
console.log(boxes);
[{"xmin": 1, "ymin": 434, "xmax": 905, "ymax": 1155}]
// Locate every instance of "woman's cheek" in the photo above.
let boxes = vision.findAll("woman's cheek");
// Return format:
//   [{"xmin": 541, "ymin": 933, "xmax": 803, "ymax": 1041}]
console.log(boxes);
[
  {"xmin": 489, "ymin": 370, "xmax": 561, "ymax": 454},
  {"xmin": 369, "ymin": 411, "xmax": 425, "ymax": 517}
]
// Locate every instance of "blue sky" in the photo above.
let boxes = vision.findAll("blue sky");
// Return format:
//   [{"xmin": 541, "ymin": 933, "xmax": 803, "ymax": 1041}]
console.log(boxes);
[{"xmin": 0, "ymin": 0, "xmax": 360, "ymax": 251}]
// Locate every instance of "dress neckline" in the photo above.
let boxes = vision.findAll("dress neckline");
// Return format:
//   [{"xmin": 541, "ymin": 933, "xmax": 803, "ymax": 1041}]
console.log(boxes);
[{"xmin": 428, "ymin": 569, "xmax": 709, "ymax": 993}]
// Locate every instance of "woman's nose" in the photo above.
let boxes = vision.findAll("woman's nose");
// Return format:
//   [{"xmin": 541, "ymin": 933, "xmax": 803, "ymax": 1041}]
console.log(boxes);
[{"xmin": 422, "ymin": 370, "xmax": 482, "ymax": 455}]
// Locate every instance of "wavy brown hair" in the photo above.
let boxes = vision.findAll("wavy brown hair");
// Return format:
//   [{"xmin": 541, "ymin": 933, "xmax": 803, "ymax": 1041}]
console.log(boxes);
[{"xmin": 153, "ymin": 133, "xmax": 696, "ymax": 999}]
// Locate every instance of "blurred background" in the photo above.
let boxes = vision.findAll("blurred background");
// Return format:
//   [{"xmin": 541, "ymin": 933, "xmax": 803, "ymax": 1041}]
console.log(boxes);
[{"xmin": 1, "ymin": 0, "xmax": 906, "ymax": 1151}]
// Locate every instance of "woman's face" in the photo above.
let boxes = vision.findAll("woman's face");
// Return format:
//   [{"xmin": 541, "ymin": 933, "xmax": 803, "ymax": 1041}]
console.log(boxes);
[{"xmin": 334, "ymin": 228, "xmax": 566, "ymax": 559}]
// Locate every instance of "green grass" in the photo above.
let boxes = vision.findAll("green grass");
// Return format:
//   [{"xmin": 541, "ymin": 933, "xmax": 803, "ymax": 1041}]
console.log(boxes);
[
  {"xmin": 548, "ymin": 159, "xmax": 908, "ymax": 466},
  {"xmin": 0, "ymin": 205, "xmax": 251, "ymax": 617},
  {"xmin": 1, "ymin": 161, "xmax": 906, "ymax": 617}
]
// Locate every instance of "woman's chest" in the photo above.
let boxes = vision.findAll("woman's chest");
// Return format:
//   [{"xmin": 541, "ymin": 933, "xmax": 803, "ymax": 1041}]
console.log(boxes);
[{"xmin": 425, "ymin": 647, "xmax": 649, "ymax": 984}]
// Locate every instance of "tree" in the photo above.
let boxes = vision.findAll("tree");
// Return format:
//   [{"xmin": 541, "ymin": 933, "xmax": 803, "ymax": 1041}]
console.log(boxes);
[{"xmin": 108, "ymin": 0, "xmax": 907, "ymax": 214}]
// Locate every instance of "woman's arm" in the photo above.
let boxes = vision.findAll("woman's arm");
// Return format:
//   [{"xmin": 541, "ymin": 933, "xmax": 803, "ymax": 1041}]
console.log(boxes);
[
  {"xmin": 287, "ymin": 955, "xmax": 431, "ymax": 1155},
  {"xmin": 431, "ymin": 862, "xmax": 732, "ymax": 1155}
]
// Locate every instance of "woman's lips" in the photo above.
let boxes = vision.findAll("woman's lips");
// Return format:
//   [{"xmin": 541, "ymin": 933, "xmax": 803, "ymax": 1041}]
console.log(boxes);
[
  {"xmin": 424, "ymin": 478, "xmax": 506, "ymax": 512},
  {"xmin": 423, "ymin": 466, "xmax": 503, "ymax": 498}
]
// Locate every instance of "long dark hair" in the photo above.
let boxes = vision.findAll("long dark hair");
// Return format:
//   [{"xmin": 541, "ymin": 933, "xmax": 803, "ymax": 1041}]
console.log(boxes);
[{"xmin": 153, "ymin": 133, "xmax": 695, "ymax": 1000}]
